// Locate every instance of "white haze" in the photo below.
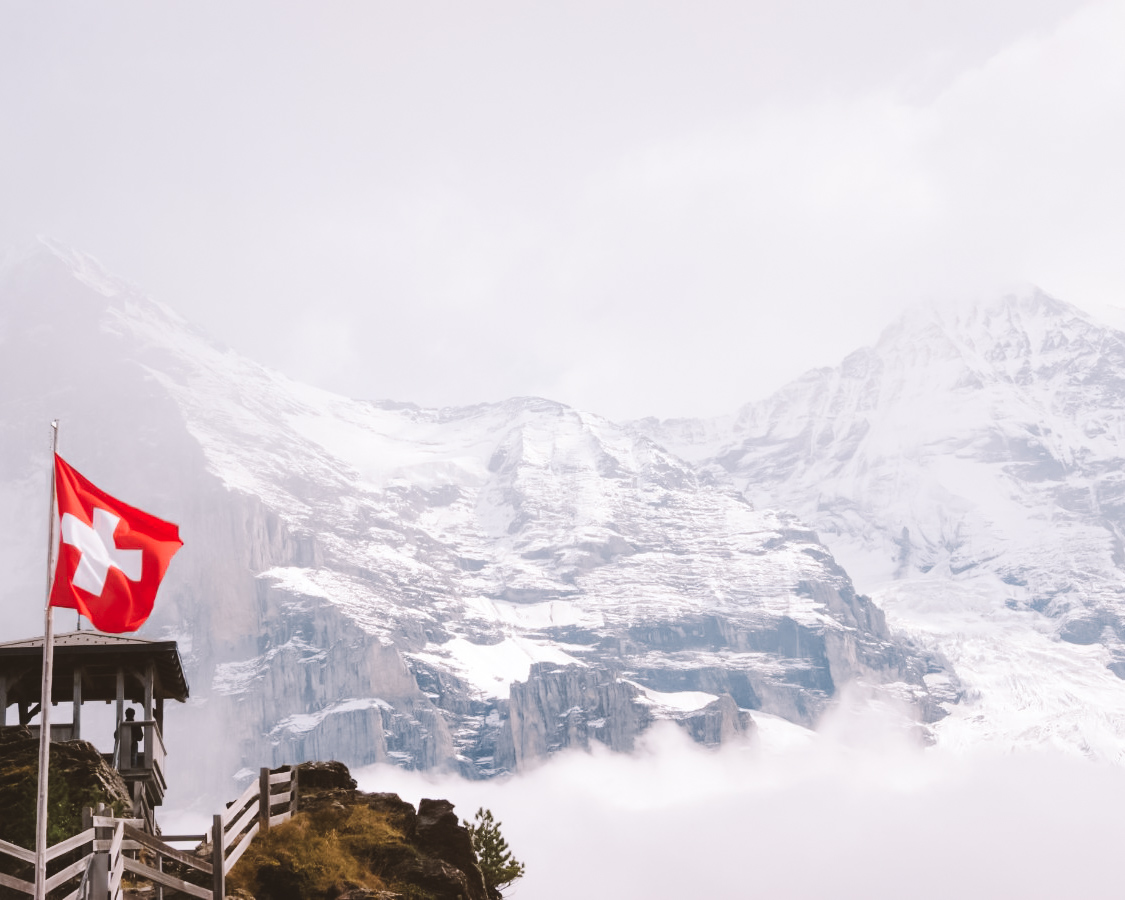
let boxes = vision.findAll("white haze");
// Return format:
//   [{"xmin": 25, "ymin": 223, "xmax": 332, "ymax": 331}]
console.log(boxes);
[
  {"xmin": 2, "ymin": 1, "xmax": 1124, "ymax": 419},
  {"xmin": 350, "ymin": 714, "xmax": 1125, "ymax": 899},
  {"xmin": 161, "ymin": 692, "xmax": 1125, "ymax": 899}
]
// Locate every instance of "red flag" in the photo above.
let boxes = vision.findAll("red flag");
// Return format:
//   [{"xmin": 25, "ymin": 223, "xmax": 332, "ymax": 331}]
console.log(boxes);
[{"xmin": 49, "ymin": 454, "xmax": 183, "ymax": 633}]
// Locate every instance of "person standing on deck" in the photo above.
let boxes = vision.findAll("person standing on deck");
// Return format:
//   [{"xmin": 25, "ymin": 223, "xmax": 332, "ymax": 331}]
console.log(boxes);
[{"xmin": 123, "ymin": 707, "xmax": 141, "ymax": 768}]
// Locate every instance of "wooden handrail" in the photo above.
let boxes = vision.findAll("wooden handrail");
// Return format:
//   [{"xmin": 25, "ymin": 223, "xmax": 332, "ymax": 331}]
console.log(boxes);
[
  {"xmin": 0, "ymin": 870, "xmax": 35, "ymax": 895},
  {"xmin": 44, "ymin": 827, "xmax": 94, "ymax": 862},
  {"xmin": 222, "ymin": 821, "xmax": 259, "ymax": 875},
  {"xmin": 90, "ymin": 816, "xmax": 143, "ymax": 829},
  {"xmin": 0, "ymin": 836, "xmax": 36, "ymax": 865},
  {"xmin": 0, "ymin": 767, "xmax": 301, "ymax": 900},
  {"xmin": 123, "ymin": 825, "xmax": 212, "ymax": 875},
  {"xmin": 221, "ymin": 780, "xmax": 259, "ymax": 827},
  {"xmin": 123, "ymin": 857, "xmax": 211, "ymax": 900},
  {"xmin": 225, "ymin": 799, "xmax": 259, "ymax": 845},
  {"xmin": 44, "ymin": 856, "xmax": 91, "ymax": 893}
]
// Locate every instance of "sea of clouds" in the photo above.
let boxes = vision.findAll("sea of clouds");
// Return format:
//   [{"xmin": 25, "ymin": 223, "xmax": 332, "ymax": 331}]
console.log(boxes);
[
  {"xmin": 161, "ymin": 691, "xmax": 1125, "ymax": 899},
  {"xmin": 353, "ymin": 696, "xmax": 1125, "ymax": 900}
]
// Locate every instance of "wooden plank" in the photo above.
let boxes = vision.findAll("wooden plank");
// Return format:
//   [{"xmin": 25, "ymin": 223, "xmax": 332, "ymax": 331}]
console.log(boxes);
[
  {"xmin": 157, "ymin": 834, "xmax": 208, "ymax": 843},
  {"xmin": 268, "ymin": 770, "xmax": 292, "ymax": 785},
  {"xmin": 269, "ymin": 789, "xmax": 292, "ymax": 807},
  {"xmin": 91, "ymin": 816, "xmax": 144, "ymax": 829},
  {"xmin": 123, "ymin": 825, "xmax": 213, "ymax": 875},
  {"xmin": 92, "ymin": 840, "xmax": 141, "ymax": 853},
  {"xmin": 110, "ymin": 851, "xmax": 124, "ymax": 900},
  {"xmin": 0, "ymin": 870, "xmax": 34, "ymax": 894},
  {"xmin": 109, "ymin": 821, "xmax": 124, "ymax": 860},
  {"xmin": 221, "ymin": 781, "xmax": 260, "ymax": 827},
  {"xmin": 45, "ymin": 855, "xmax": 93, "ymax": 892},
  {"xmin": 223, "ymin": 821, "xmax": 259, "ymax": 875},
  {"xmin": 227, "ymin": 798, "xmax": 259, "ymax": 843},
  {"xmin": 45, "ymin": 828, "xmax": 94, "ymax": 861},
  {"xmin": 123, "ymin": 856, "xmax": 211, "ymax": 900},
  {"xmin": 0, "ymin": 837, "xmax": 36, "ymax": 864},
  {"xmin": 268, "ymin": 811, "xmax": 292, "ymax": 828}
]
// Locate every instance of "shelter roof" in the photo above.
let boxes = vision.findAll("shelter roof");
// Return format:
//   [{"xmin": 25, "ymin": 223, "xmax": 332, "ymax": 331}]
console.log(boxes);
[{"xmin": 0, "ymin": 631, "xmax": 189, "ymax": 705}]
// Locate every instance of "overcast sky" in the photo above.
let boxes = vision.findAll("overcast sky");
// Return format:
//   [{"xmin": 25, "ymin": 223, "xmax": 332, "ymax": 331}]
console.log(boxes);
[{"xmin": 2, "ymin": 1, "xmax": 1123, "ymax": 420}]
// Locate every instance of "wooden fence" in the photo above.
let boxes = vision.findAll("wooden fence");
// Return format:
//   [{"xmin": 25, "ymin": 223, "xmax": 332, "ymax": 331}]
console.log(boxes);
[
  {"xmin": 0, "ymin": 816, "xmax": 128, "ymax": 900},
  {"xmin": 209, "ymin": 766, "xmax": 299, "ymax": 900},
  {"xmin": 0, "ymin": 766, "xmax": 298, "ymax": 900}
]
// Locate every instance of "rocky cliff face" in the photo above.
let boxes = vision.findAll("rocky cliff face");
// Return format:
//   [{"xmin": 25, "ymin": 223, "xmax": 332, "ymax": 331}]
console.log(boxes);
[
  {"xmin": 636, "ymin": 291, "xmax": 1125, "ymax": 758},
  {"xmin": 0, "ymin": 242, "xmax": 949, "ymax": 795}
]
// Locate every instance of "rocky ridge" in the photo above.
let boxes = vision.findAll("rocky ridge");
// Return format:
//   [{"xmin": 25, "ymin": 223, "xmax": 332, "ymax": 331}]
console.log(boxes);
[
  {"xmin": 0, "ymin": 241, "xmax": 949, "ymax": 796},
  {"xmin": 227, "ymin": 761, "xmax": 492, "ymax": 900},
  {"xmin": 636, "ymin": 290, "xmax": 1125, "ymax": 758}
]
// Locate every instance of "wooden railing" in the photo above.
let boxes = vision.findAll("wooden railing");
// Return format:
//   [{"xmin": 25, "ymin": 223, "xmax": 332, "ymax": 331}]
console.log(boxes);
[
  {"xmin": 0, "ymin": 766, "xmax": 298, "ymax": 900},
  {"xmin": 111, "ymin": 719, "xmax": 166, "ymax": 783},
  {"xmin": 210, "ymin": 766, "xmax": 299, "ymax": 899},
  {"xmin": 0, "ymin": 815, "xmax": 129, "ymax": 900}
]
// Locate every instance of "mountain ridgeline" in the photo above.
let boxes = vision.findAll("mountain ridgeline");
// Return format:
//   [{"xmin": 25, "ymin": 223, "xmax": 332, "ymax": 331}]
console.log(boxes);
[
  {"xmin": 0, "ymin": 242, "xmax": 949, "ymax": 793},
  {"xmin": 12, "ymin": 241, "xmax": 1125, "ymax": 797}
]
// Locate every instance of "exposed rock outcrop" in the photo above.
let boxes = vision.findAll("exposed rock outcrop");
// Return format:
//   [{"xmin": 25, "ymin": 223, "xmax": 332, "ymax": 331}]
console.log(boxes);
[
  {"xmin": 227, "ymin": 761, "xmax": 490, "ymax": 900},
  {"xmin": 0, "ymin": 726, "xmax": 132, "ymax": 849}
]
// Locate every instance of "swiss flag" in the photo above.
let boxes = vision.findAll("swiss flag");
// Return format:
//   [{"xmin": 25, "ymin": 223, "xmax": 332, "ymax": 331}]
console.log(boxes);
[{"xmin": 49, "ymin": 454, "xmax": 183, "ymax": 633}]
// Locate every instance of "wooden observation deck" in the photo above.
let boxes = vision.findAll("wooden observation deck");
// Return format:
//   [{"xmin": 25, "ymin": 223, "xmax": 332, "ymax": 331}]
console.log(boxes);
[{"xmin": 0, "ymin": 631, "xmax": 190, "ymax": 833}]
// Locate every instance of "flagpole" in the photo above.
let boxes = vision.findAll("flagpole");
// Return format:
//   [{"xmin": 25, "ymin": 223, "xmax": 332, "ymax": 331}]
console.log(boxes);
[{"xmin": 34, "ymin": 420, "xmax": 59, "ymax": 900}]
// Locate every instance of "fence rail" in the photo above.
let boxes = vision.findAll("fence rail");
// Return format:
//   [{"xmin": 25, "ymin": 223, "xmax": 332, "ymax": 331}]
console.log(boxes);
[{"xmin": 0, "ymin": 766, "xmax": 298, "ymax": 900}]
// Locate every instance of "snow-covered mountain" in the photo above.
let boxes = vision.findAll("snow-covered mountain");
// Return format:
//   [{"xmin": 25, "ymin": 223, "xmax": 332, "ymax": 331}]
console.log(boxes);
[
  {"xmin": 639, "ymin": 290, "xmax": 1125, "ymax": 760},
  {"xmin": 0, "ymin": 241, "xmax": 940, "ymax": 792}
]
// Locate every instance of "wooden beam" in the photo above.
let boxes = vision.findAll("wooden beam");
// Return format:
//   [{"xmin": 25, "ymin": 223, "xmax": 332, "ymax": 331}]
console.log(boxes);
[
  {"xmin": 44, "ymin": 828, "xmax": 94, "ymax": 862},
  {"xmin": 115, "ymin": 668, "xmax": 124, "ymax": 734},
  {"xmin": 71, "ymin": 667, "xmax": 81, "ymax": 740},
  {"xmin": 44, "ymin": 854, "xmax": 95, "ymax": 893},
  {"xmin": 221, "ymin": 781, "xmax": 260, "ymax": 827},
  {"xmin": 122, "ymin": 826, "xmax": 213, "ymax": 875},
  {"xmin": 143, "ymin": 663, "xmax": 154, "ymax": 721},
  {"xmin": 0, "ymin": 870, "xmax": 34, "ymax": 895},
  {"xmin": 0, "ymin": 836, "xmax": 37, "ymax": 864},
  {"xmin": 222, "ymin": 821, "xmax": 259, "ymax": 876},
  {"xmin": 122, "ymin": 857, "xmax": 211, "ymax": 900}
]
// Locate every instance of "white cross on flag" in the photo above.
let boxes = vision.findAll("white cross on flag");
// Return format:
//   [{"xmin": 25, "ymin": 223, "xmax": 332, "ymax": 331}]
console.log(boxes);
[{"xmin": 49, "ymin": 454, "xmax": 182, "ymax": 633}]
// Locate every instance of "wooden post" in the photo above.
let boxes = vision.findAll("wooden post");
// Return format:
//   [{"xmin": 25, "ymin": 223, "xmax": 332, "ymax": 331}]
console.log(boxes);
[
  {"xmin": 259, "ymin": 768, "xmax": 271, "ymax": 833},
  {"xmin": 0, "ymin": 674, "xmax": 7, "ymax": 727},
  {"xmin": 115, "ymin": 668, "xmax": 124, "ymax": 747},
  {"xmin": 143, "ymin": 663, "xmax": 155, "ymax": 771},
  {"xmin": 34, "ymin": 422, "xmax": 60, "ymax": 900},
  {"xmin": 72, "ymin": 666, "xmax": 82, "ymax": 741},
  {"xmin": 291, "ymin": 766, "xmax": 299, "ymax": 814},
  {"xmin": 211, "ymin": 814, "xmax": 225, "ymax": 900},
  {"xmin": 87, "ymin": 805, "xmax": 109, "ymax": 900},
  {"xmin": 143, "ymin": 664, "xmax": 154, "ymax": 720}
]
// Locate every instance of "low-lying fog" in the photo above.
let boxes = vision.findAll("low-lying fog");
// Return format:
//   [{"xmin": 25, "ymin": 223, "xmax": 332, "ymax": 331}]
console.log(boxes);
[{"xmin": 163, "ymin": 694, "xmax": 1125, "ymax": 898}]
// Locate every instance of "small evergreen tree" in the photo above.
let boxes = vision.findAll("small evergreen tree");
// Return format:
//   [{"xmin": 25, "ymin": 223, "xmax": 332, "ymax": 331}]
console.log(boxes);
[{"xmin": 464, "ymin": 807, "xmax": 525, "ymax": 897}]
